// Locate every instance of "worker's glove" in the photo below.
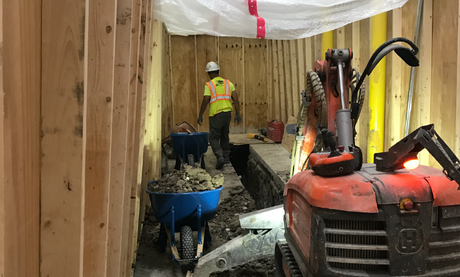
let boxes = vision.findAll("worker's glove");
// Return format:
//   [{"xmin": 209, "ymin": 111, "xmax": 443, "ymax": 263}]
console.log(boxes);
[
  {"xmin": 235, "ymin": 113, "xmax": 242, "ymax": 124},
  {"xmin": 197, "ymin": 115, "xmax": 203, "ymax": 125}
]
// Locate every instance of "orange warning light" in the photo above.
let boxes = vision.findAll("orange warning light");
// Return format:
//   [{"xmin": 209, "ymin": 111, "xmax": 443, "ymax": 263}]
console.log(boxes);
[{"xmin": 404, "ymin": 158, "xmax": 419, "ymax": 170}]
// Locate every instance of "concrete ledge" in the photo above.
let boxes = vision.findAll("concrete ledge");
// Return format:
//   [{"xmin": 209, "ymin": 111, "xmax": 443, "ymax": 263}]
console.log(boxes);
[{"xmin": 246, "ymin": 144, "xmax": 291, "ymax": 209}]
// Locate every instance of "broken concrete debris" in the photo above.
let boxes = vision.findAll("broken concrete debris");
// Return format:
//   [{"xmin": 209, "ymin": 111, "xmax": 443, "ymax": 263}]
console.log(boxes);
[{"xmin": 147, "ymin": 165, "xmax": 224, "ymax": 193}]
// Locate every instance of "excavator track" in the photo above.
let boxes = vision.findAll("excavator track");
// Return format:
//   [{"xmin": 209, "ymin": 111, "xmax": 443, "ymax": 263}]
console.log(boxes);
[{"xmin": 275, "ymin": 242, "xmax": 303, "ymax": 277}]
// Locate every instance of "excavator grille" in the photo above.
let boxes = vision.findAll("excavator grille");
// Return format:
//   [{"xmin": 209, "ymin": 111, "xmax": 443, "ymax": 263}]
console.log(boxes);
[{"xmin": 324, "ymin": 219, "xmax": 389, "ymax": 271}]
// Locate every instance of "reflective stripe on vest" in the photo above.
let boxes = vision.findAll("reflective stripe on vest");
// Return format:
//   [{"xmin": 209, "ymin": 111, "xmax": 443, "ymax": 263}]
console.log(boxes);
[{"xmin": 207, "ymin": 79, "xmax": 232, "ymax": 104}]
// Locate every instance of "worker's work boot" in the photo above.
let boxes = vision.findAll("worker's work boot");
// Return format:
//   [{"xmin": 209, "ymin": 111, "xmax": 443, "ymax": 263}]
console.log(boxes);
[{"xmin": 216, "ymin": 157, "xmax": 225, "ymax": 169}]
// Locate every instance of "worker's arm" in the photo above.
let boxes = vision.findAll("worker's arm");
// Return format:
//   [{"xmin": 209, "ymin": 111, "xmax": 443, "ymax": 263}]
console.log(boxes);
[
  {"xmin": 231, "ymin": 91, "xmax": 240, "ymax": 114},
  {"xmin": 199, "ymin": 96, "xmax": 211, "ymax": 116},
  {"xmin": 232, "ymin": 91, "xmax": 242, "ymax": 124}
]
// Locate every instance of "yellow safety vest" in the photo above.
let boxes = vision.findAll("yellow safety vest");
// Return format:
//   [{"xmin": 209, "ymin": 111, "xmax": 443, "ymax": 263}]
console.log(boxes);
[{"xmin": 206, "ymin": 78, "xmax": 233, "ymax": 116}]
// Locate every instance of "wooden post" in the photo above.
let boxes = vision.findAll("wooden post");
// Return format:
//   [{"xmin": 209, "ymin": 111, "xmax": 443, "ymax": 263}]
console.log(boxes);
[
  {"xmin": 121, "ymin": 0, "xmax": 142, "ymax": 274},
  {"xmin": 40, "ymin": 0, "xmax": 86, "ymax": 275},
  {"xmin": 2, "ymin": 0, "xmax": 41, "ymax": 276},
  {"xmin": 106, "ymin": 0, "xmax": 135, "ymax": 275},
  {"xmin": 83, "ymin": 0, "xmax": 118, "ymax": 275},
  {"xmin": 418, "ymin": 0, "xmax": 432, "ymax": 165}
]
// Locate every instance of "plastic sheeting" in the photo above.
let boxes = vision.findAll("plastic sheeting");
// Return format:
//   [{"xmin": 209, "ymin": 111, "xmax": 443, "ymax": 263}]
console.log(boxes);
[{"xmin": 153, "ymin": 0, "xmax": 408, "ymax": 40}]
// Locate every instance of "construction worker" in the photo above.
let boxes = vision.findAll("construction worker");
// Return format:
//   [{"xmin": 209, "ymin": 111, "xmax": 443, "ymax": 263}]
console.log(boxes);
[{"xmin": 197, "ymin": 61, "xmax": 241, "ymax": 169}]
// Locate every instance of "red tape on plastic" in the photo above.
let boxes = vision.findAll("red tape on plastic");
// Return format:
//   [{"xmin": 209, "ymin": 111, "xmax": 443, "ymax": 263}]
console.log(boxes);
[{"xmin": 248, "ymin": 0, "xmax": 266, "ymax": 39}]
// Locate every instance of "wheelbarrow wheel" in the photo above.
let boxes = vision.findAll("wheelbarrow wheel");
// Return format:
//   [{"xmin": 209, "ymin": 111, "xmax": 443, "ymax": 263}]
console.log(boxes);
[{"xmin": 180, "ymin": 225, "xmax": 194, "ymax": 260}]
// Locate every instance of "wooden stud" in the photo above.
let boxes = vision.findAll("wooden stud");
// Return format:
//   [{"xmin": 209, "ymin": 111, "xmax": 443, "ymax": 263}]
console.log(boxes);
[
  {"xmin": 290, "ymin": 40, "xmax": 300, "ymax": 116},
  {"xmin": 386, "ymin": 8, "xmax": 403, "ymax": 149},
  {"xmin": 2, "ymin": 0, "xmax": 41, "ymax": 276},
  {"xmin": 431, "ymin": 0, "xmax": 458, "ymax": 167},
  {"xmin": 170, "ymin": 36, "xmax": 198, "ymax": 127},
  {"xmin": 40, "ymin": 0, "xmax": 86, "ymax": 275},
  {"xmin": 121, "ymin": 0, "xmax": 142, "ymax": 274},
  {"xmin": 283, "ymin": 40, "xmax": 293, "ymax": 119},
  {"xmin": 272, "ymin": 41, "xmax": 281, "ymax": 121},
  {"xmin": 195, "ymin": 35, "xmax": 219, "ymax": 132},
  {"xmin": 305, "ymin": 37, "xmax": 313, "ymax": 70},
  {"xmin": 83, "ymin": 0, "xmax": 118, "ymax": 274},
  {"xmin": 357, "ymin": 18, "xmax": 370, "ymax": 162},
  {"xmin": 106, "ymin": 0, "xmax": 135, "ymax": 275},
  {"xmin": 417, "ymin": 0, "xmax": 433, "ymax": 165},
  {"xmin": 127, "ymin": 0, "xmax": 148, "ymax": 269},
  {"xmin": 457, "ymin": 0, "xmax": 460, "ymax": 159},
  {"xmin": 297, "ymin": 39, "xmax": 306, "ymax": 99},
  {"xmin": 277, "ymin": 40, "xmax": 287, "ymax": 124},
  {"xmin": 336, "ymin": 26, "xmax": 346, "ymax": 48},
  {"xmin": 218, "ymin": 37, "xmax": 244, "ymax": 133},
  {"xmin": 267, "ymin": 40, "xmax": 273, "ymax": 121}
]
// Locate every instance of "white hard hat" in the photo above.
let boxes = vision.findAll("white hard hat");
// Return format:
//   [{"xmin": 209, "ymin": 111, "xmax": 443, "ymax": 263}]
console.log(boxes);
[{"xmin": 205, "ymin": 61, "xmax": 220, "ymax": 72}]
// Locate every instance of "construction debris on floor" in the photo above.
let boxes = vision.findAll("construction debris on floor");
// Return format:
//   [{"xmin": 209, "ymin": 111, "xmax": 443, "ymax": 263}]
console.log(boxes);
[{"xmin": 147, "ymin": 165, "xmax": 224, "ymax": 193}]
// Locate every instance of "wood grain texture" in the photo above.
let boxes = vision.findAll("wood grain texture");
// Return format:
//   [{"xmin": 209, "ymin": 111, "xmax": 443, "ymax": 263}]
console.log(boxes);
[
  {"xmin": 122, "ymin": 0, "xmax": 142, "ymax": 274},
  {"xmin": 40, "ymin": 0, "xmax": 86, "ymax": 275},
  {"xmin": 0, "ymin": 1, "xmax": 5, "ymax": 275},
  {"xmin": 283, "ymin": 41, "xmax": 293, "ymax": 119},
  {"xmin": 271, "ymin": 41, "xmax": 281, "ymax": 121},
  {"xmin": 83, "ymin": 0, "xmax": 117, "ymax": 274},
  {"xmin": 356, "ymin": 18, "xmax": 370, "ymax": 162},
  {"xmin": 2, "ymin": 0, "xmax": 41, "ymax": 276},
  {"xmin": 290, "ymin": 41, "xmax": 300, "ymax": 117},
  {"xmin": 431, "ymin": 0, "xmax": 458, "ymax": 167},
  {"xmin": 195, "ymin": 35, "xmax": 218, "ymax": 132},
  {"xmin": 277, "ymin": 40, "xmax": 287, "ymax": 124},
  {"xmin": 416, "ymin": 0, "xmax": 433, "ymax": 165},
  {"xmin": 244, "ymin": 39, "xmax": 267, "ymax": 133},
  {"xmin": 106, "ymin": 0, "xmax": 134, "ymax": 275},
  {"xmin": 218, "ymin": 37, "xmax": 244, "ymax": 133},
  {"xmin": 170, "ymin": 35, "xmax": 197, "ymax": 127}
]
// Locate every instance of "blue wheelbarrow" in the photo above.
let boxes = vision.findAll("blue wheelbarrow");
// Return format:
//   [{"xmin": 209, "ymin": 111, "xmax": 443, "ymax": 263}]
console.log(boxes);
[
  {"xmin": 147, "ymin": 182, "xmax": 223, "ymax": 272},
  {"xmin": 170, "ymin": 132, "xmax": 208, "ymax": 170}
]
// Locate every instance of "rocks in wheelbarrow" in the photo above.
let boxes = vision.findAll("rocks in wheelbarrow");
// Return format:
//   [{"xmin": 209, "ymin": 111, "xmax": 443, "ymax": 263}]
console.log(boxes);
[{"xmin": 148, "ymin": 165, "xmax": 224, "ymax": 193}]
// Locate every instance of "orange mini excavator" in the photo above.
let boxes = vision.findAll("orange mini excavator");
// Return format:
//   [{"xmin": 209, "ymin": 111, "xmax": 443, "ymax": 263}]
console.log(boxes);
[{"xmin": 276, "ymin": 37, "xmax": 460, "ymax": 277}]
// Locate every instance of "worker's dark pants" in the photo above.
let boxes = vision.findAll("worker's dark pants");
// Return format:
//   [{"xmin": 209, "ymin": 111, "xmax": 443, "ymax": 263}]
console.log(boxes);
[{"xmin": 209, "ymin": 111, "xmax": 231, "ymax": 162}]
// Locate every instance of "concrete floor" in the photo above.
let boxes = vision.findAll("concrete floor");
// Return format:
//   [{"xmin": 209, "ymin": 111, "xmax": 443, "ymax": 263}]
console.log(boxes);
[{"xmin": 133, "ymin": 147, "xmax": 245, "ymax": 277}]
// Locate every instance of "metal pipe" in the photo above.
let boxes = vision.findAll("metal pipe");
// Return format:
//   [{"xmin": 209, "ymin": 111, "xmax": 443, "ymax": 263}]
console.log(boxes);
[
  {"xmin": 337, "ymin": 62, "xmax": 347, "ymax": 109},
  {"xmin": 368, "ymin": 13, "xmax": 387, "ymax": 163},
  {"xmin": 405, "ymin": 0, "xmax": 424, "ymax": 136}
]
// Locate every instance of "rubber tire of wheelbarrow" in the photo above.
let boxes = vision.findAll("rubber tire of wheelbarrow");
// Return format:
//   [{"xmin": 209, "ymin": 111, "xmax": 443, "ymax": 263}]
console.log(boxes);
[{"xmin": 180, "ymin": 226, "xmax": 194, "ymax": 260}]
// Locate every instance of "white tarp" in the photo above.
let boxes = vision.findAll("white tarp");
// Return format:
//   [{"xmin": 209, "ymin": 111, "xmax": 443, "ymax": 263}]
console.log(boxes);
[{"xmin": 153, "ymin": 0, "xmax": 408, "ymax": 40}]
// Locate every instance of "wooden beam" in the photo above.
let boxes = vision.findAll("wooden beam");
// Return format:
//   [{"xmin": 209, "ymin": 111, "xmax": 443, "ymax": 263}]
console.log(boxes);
[
  {"xmin": 195, "ymin": 35, "xmax": 219, "ymax": 132},
  {"xmin": 106, "ymin": 0, "xmax": 135, "ymax": 275},
  {"xmin": 387, "ymin": 8, "xmax": 403, "ymax": 148},
  {"xmin": 2, "ymin": 0, "xmax": 41, "ymax": 276},
  {"xmin": 283, "ymin": 40, "xmax": 293, "ymax": 118},
  {"xmin": 271, "ymin": 41, "xmax": 281, "ymax": 121},
  {"xmin": 40, "ymin": 0, "xmax": 86, "ymax": 275},
  {"xmin": 128, "ymin": 0, "xmax": 149, "ymax": 266},
  {"xmin": 277, "ymin": 40, "xmax": 287, "ymax": 124},
  {"xmin": 430, "ymin": 0, "xmax": 458, "ymax": 167},
  {"xmin": 417, "ymin": 0, "xmax": 433, "ymax": 165},
  {"xmin": 357, "ymin": 18, "xmax": 370, "ymax": 162},
  {"xmin": 121, "ymin": 0, "xmax": 142, "ymax": 274},
  {"xmin": 290, "ymin": 40, "xmax": 300, "ymax": 116},
  {"xmin": 297, "ymin": 39, "xmax": 306, "ymax": 100},
  {"xmin": 267, "ymin": 40, "xmax": 273, "ymax": 121},
  {"xmin": 457, "ymin": 0, "xmax": 460, "ymax": 159},
  {"xmin": 0, "ymin": 2, "xmax": 4, "ymax": 275},
  {"xmin": 336, "ymin": 26, "xmax": 346, "ymax": 48},
  {"xmin": 83, "ymin": 0, "xmax": 117, "ymax": 275}
]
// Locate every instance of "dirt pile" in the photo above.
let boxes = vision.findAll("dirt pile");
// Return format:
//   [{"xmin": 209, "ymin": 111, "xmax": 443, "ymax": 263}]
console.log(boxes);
[{"xmin": 147, "ymin": 165, "xmax": 224, "ymax": 193}]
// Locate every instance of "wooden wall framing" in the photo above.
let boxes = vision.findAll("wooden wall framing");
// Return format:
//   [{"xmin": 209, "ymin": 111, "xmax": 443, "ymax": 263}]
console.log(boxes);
[
  {"xmin": 1, "ymin": 0, "xmax": 163, "ymax": 275},
  {"xmin": 163, "ymin": 0, "xmax": 460, "ymax": 166}
]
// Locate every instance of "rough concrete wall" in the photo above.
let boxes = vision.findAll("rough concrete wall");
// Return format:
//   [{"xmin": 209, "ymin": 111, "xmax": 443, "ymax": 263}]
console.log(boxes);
[{"xmin": 245, "ymin": 152, "xmax": 285, "ymax": 209}]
